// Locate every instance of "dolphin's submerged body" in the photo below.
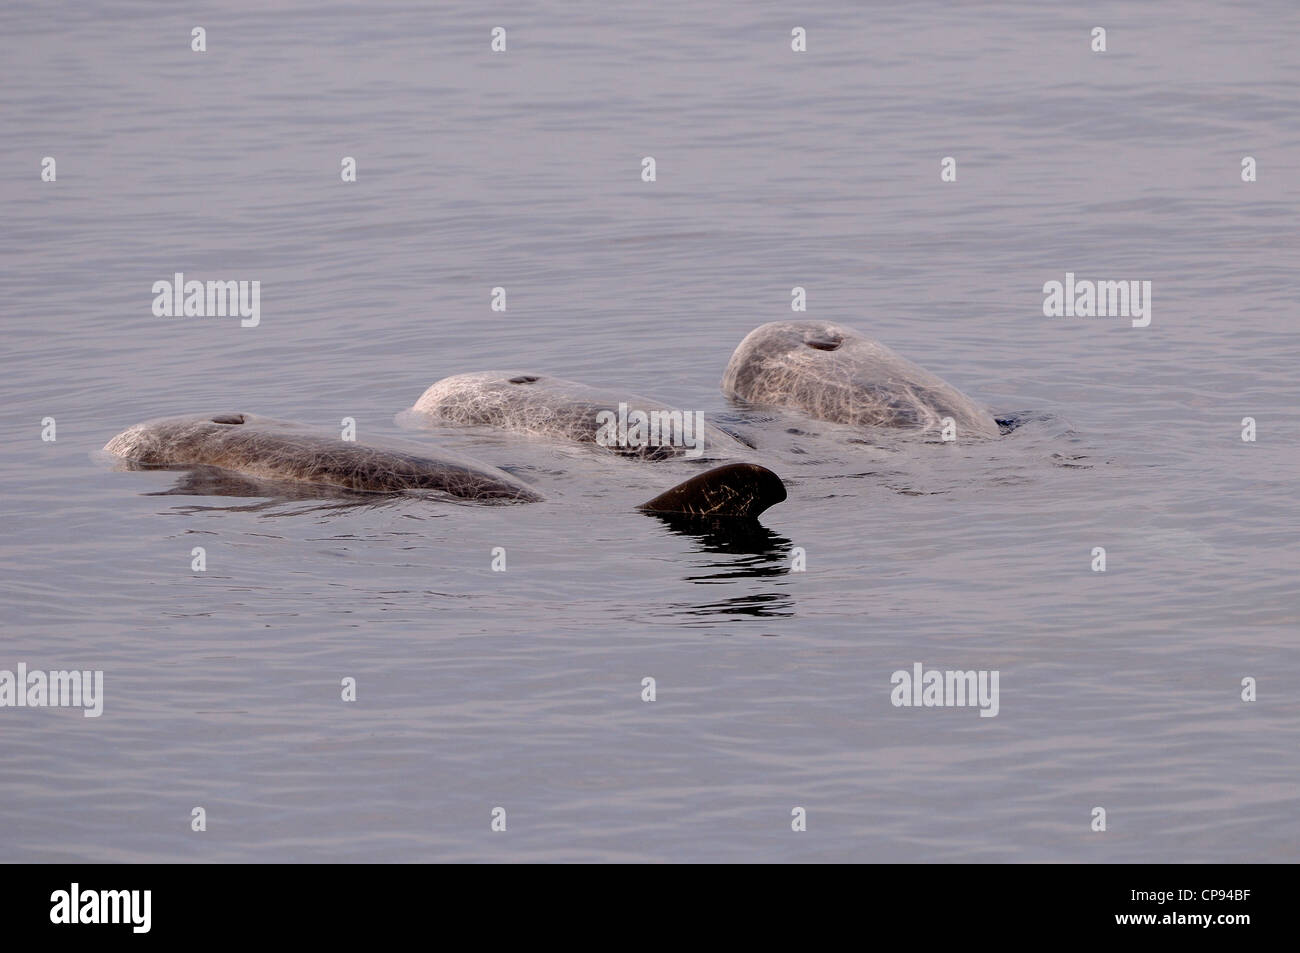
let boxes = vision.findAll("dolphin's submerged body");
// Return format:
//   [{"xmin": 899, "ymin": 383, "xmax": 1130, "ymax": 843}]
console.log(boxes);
[{"xmin": 103, "ymin": 413, "xmax": 785, "ymax": 517}]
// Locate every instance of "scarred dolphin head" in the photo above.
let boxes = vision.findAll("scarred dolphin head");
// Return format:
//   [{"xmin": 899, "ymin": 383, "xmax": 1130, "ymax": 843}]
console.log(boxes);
[
  {"xmin": 410, "ymin": 371, "xmax": 746, "ymax": 458},
  {"xmin": 721, "ymin": 320, "xmax": 1000, "ymax": 438}
]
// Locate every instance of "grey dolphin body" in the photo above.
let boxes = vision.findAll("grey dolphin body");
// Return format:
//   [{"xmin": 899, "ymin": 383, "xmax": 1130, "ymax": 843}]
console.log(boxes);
[
  {"xmin": 409, "ymin": 372, "xmax": 746, "ymax": 459},
  {"xmin": 104, "ymin": 413, "xmax": 784, "ymax": 516},
  {"xmin": 104, "ymin": 413, "xmax": 541, "ymax": 501},
  {"xmin": 721, "ymin": 321, "xmax": 1001, "ymax": 439}
]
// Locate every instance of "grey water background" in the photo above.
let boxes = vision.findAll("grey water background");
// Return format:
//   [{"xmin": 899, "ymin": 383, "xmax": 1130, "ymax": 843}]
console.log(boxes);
[{"xmin": 1, "ymin": 0, "xmax": 1297, "ymax": 862}]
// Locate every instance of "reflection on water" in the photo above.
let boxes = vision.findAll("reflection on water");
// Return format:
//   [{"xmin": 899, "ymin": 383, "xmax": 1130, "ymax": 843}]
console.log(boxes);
[
  {"xmin": 671, "ymin": 590, "xmax": 795, "ymax": 621},
  {"xmin": 646, "ymin": 513, "xmax": 791, "ymax": 571},
  {"xmin": 645, "ymin": 512, "xmax": 796, "ymax": 619}
]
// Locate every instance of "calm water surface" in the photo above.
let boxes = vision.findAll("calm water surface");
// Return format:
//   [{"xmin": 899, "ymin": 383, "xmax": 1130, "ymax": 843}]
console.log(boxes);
[{"xmin": 1, "ymin": 1, "xmax": 1297, "ymax": 862}]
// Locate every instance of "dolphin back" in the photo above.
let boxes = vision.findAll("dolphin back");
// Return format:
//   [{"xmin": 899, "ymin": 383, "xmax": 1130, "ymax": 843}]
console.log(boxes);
[
  {"xmin": 104, "ymin": 413, "xmax": 541, "ymax": 502},
  {"xmin": 410, "ymin": 371, "xmax": 743, "ymax": 458},
  {"xmin": 722, "ymin": 321, "xmax": 1001, "ymax": 439}
]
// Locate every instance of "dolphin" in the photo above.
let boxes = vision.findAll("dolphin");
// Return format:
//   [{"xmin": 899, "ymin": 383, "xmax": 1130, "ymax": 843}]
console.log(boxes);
[
  {"xmin": 721, "ymin": 320, "xmax": 1001, "ymax": 439},
  {"xmin": 408, "ymin": 372, "xmax": 748, "ymax": 459}
]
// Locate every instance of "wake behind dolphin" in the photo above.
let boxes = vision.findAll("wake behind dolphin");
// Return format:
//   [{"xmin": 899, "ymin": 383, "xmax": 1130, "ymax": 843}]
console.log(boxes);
[
  {"xmin": 103, "ymin": 413, "xmax": 785, "ymax": 517},
  {"xmin": 722, "ymin": 320, "xmax": 1001, "ymax": 439}
]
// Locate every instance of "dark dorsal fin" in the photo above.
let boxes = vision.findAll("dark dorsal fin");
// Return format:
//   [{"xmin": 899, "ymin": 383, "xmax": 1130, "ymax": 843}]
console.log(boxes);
[{"xmin": 638, "ymin": 463, "xmax": 786, "ymax": 518}]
